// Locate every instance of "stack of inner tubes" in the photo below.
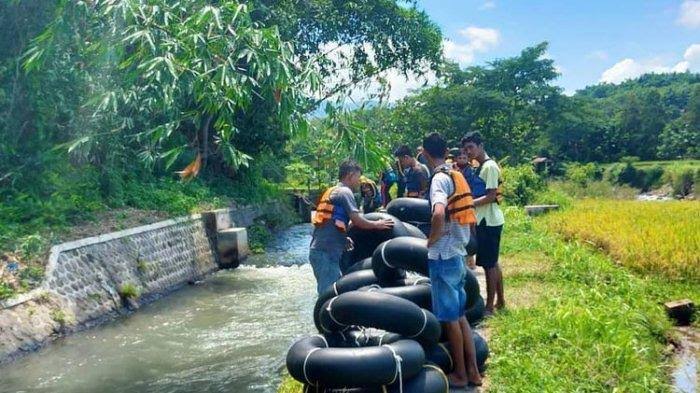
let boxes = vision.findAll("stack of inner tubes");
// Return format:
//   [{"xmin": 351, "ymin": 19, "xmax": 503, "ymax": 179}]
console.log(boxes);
[{"xmin": 287, "ymin": 211, "xmax": 489, "ymax": 392}]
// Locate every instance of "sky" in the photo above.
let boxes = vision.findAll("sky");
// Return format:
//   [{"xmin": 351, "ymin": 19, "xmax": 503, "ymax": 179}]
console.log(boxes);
[{"xmin": 382, "ymin": 0, "xmax": 700, "ymax": 99}]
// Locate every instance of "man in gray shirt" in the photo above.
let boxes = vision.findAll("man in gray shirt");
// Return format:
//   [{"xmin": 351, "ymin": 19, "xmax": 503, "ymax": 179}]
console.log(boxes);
[
  {"xmin": 422, "ymin": 133, "xmax": 482, "ymax": 388},
  {"xmin": 309, "ymin": 159, "xmax": 393, "ymax": 294}
]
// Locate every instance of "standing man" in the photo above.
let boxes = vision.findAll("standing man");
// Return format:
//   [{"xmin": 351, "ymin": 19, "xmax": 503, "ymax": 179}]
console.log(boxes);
[
  {"xmin": 310, "ymin": 159, "xmax": 394, "ymax": 294},
  {"xmin": 422, "ymin": 133, "xmax": 482, "ymax": 388},
  {"xmin": 462, "ymin": 131, "xmax": 505, "ymax": 314},
  {"xmin": 394, "ymin": 145, "xmax": 430, "ymax": 198}
]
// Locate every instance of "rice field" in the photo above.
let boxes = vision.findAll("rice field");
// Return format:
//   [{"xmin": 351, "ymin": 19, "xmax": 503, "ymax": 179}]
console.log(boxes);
[{"xmin": 541, "ymin": 199, "xmax": 700, "ymax": 282}]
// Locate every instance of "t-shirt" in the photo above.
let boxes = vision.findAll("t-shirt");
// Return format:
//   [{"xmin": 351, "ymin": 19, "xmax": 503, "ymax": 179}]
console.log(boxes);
[
  {"xmin": 310, "ymin": 184, "xmax": 360, "ymax": 252},
  {"xmin": 427, "ymin": 164, "xmax": 471, "ymax": 260},
  {"xmin": 476, "ymin": 157, "xmax": 505, "ymax": 227},
  {"xmin": 405, "ymin": 163, "xmax": 429, "ymax": 195}
]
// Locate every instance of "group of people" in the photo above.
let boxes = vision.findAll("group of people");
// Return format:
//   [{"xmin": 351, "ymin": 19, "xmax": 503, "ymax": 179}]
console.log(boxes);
[{"xmin": 309, "ymin": 131, "xmax": 505, "ymax": 388}]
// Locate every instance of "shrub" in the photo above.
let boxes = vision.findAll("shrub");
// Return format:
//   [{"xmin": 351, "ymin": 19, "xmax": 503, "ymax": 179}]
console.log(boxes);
[
  {"xmin": 118, "ymin": 283, "xmax": 140, "ymax": 299},
  {"xmin": 0, "ymin": 283, "xmax": 15, "ymax": 300},
  {"xmin": 549, "ymin": 180, "xmax": 638, "ymax": 200},
  {"xmin": 501, "ymin": 164, "xmax": 545, "ymax": 206},
  {"xmin": 664, "ymin": 166, "xmax": 698, "ymax": 197},
  {"xmin": 564, "ymin": 162, "xmax": 601, "ymax": 186}
]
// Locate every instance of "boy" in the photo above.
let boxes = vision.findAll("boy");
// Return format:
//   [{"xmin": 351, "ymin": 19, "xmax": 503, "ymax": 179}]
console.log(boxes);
[
  {"xmin": 309, "ymin": 159, "xmax": 393, "ymax": 294},
  {"xmin": 422, "ymin": 133, "xmax": 482, "ymax": 387},
  {"xmin": 462, "ymin": 131, "xmax": 505, "ymax": 314}
]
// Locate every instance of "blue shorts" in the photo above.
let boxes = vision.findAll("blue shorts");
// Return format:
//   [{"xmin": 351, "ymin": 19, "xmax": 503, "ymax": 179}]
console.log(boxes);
[{"xmin": 428, "ymin": 255, "xmax": 467, "ymax": 322}]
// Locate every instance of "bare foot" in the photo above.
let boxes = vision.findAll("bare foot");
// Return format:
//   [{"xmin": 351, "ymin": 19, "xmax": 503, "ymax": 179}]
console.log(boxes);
[
  {"xmin": 448, "ymin": 373, "xmax": 469, "ymax": 388},
  {"xmin": 496, "ymin": 301, "xmax": 506, "ymax": 310},
  {"xmin": 468, "ymin": 370, "xmax": 483, "ymax": 386}
]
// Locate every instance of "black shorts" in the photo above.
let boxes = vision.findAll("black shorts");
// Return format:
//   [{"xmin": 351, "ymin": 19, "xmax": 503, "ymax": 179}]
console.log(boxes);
[{"xmin": 475, "ymin": 219, "xmax": 503, "ymax": 269}]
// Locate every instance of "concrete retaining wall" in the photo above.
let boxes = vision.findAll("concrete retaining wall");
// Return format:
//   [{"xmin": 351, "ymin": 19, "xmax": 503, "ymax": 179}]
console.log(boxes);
[{"xmin": 0, "ymin": 206, "xmax": 264, "ymax": 364}]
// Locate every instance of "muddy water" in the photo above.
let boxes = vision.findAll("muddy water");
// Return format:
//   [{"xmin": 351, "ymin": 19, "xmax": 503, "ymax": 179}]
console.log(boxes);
[{"xmin": 0, "ymin": 225, "xmax": 315, "ymax": 393}]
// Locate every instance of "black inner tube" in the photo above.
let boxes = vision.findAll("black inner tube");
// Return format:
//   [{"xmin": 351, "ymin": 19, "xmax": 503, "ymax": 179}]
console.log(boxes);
[
  {"xmin": 319, "ymin": 291, "xmax": 441, "ymax": 344},
  {"xmin": 287, "ymin": 335, "xmax": 425, "ymax": 388},
  {"xmin": 386, "ymin": 198, "xmax": 431, "ymax": 224},
  {"xmin": 346, "ymin": 212, "xmax": 410, "ymax": 262}
]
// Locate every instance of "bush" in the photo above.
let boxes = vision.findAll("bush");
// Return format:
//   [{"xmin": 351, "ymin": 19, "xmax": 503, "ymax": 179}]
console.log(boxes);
[
  {"xmin": 0, "ymin": 283, "xmax": 15, "ymax": 300},
  {"xmin": 532, "ymin": 187, "xmax": 572, "ymax": 208},
  {"xmin": 501, "ymin": 164, "xmax": 545, "ymax": 206},
  {"xmin": 664, "ymin": 165, "xmax": 698, "ymax": 197},
  {"xmin": 549, "ymin": 180, "xmax": 638, "ymax": 200},
  {"xmin": 564, "ymin": 162, "xmax": 601, "ymax": 186},
  {"xmin": 118, "ymin": 283, "xmax": 140, "ymax": 299},
  {"xmin": 604, "ymin": 163, "xmax": 664, "ymax": 191}
]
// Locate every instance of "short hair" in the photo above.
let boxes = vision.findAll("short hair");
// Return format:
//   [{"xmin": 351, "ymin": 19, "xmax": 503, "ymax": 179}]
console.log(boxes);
[
  {"xmin": 393, "ymin": 145, "xmax": 412, "ymax": 157},
  {"xmin": 461, "ymin": 131, "xmax": 484, "ymax": 146},
  {"xmin": 422, "ymin": 132, "xmax": 447, "ymax": 159},
  {"xmin": 338, "ymin": 159, "xmax": 362, "ymax": 180}
]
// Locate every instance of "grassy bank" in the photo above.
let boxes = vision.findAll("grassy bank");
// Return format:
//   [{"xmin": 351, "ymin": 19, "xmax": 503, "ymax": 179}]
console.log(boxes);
[
  {"xmin": 540, "ymin": 200, "xmax": 699, "ymax": 282},
  {"xmin": 278, "ymin": 204, "xmax": 697, "ymax": 392},
  {"xmin": 487, "ymin": 207, "xmax": 698, "ymax": 392},
  {"xmin": 0, "ymin": 169, "xmax": 296, "ymax": 300}
]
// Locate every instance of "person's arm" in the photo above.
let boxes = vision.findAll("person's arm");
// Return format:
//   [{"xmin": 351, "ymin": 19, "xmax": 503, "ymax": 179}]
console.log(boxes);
[
  {"xmin": 427, "ymin": 203, "xmax": 446, "ymax": 247},
  {"xmin": 473, "ymin": 163, "xmax": 499, "ymax": 206},
  {"xmin": 349, "ymin": 212, "xmax": 393, "ymax": 230},
  {"xmin": 473, "ymin": 189, "xmax": 497, "ymax": 206},
  {"xmin": 339, "ymin": 187, "xmax": 393, "ymax": 230},
  {"xmin": 427, "ymin": 173, "xmax": 449, "ymax": 247},
  {"xmin": 418, "ymin": 171, "xmax": 429, "ymax": 198}
]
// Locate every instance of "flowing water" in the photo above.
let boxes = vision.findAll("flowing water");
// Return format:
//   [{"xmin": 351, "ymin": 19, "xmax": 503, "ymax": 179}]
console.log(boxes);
[{"xmin": 0, "ymin": 224, "xmax": 316, "ymax": 393}]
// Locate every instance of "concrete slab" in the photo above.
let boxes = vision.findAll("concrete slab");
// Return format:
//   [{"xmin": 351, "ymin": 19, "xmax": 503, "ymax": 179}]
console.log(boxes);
[{"xmin": 217, "ymin": 227, "xmax": 249, "ymax": 268}]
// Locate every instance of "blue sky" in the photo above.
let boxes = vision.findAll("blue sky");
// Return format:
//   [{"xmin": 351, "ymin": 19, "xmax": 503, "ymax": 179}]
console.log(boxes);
[{"xmin": 414, "ymin": 0, "xmax": 700, "ymax": 95}]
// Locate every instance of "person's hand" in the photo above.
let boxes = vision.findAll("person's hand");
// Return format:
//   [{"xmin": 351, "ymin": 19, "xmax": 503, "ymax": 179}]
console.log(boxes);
[
  {"xmin": 373, "ymin": 218, "xmax": 394, "ymax": 230},
  {"xmin": 345, "ymin": 237, "xmax": 354, "ymax": 251}
]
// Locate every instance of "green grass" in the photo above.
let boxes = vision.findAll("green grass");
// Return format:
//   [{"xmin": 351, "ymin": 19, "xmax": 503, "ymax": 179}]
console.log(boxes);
[
  {"xmin": 276, "ymin": 207, "xmax": 692, "ymax": 392},
  {"xmin": 600, "ymin": 159, "xmax": 700, "ymax": 169},
  {"xmin": 117, "ymin": 283, "xmax": 140, "ymax": 300},
  {"xmin": 277, "ymin": 376, "xmax": 303, "ymax": 393},
  {"xmin": 485, "ymin": 207, "xmax": 696, "ymax": 392}
]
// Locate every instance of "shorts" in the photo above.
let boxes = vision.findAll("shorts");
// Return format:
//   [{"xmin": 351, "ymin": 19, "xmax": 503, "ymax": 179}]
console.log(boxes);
[
  {"xmin": 309, "ymin": 248, "xmax": 343, "ymax": 295},
  {"xmin": 475, "ymin": 219, "xmax": 503, "ymax": 269},
  {"xmin": 428, "ymin": 255, "xmax": 467, "ymax": 322}
]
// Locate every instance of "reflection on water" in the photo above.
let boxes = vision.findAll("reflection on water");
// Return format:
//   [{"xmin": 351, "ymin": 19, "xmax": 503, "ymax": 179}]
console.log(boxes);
[{"xmin": 0, "ymin": 225, "xmax": 315, "ymax": 393}]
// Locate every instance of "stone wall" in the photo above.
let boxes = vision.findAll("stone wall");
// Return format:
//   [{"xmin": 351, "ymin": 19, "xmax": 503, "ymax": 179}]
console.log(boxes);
[{"xmin": 0, "ymin": 206, "xmax": 263, "ymax": 364}]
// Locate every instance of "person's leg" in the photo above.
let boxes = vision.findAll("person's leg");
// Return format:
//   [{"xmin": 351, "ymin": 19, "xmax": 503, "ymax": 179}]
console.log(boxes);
[
  {"xmin": 476, "ymin": 220, "xmax": 497, "ymax": 312},
  {"xmin": 491, "ymin": 225, "xmax": 505, "ymax": 310},
  {"xmin": 484, "ymin": 266, "xmax": 497, "ymax": 312},
  {"xmin": 308, "ymin": 248, "xmax": 342, "ymax": 295},
  {"xmin": 495, "ymin": 264, "xmax": 505, "ymax": 309},
  {"xmin": 459, "ymin": 317, "xmax": 483, "ymax": 383},
  {"xmin": 443, "ymin": 320, "xmax": 468, "ymax": 386},
  {"xmin": 467, "ymin": 255, "xmax": 477, "ymax": 270}
]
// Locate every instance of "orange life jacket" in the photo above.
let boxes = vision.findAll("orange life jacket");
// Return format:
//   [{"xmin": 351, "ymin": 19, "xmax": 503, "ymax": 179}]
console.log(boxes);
[
  {"xmin": 430, "ymin": 167, "xmax": 477, "ymax": 225},
  {"xmin": 312, "ymin": 187, "xmax": 348, "ymax": 232}
]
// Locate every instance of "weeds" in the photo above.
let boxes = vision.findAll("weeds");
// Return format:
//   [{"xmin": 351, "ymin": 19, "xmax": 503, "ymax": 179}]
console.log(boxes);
[{"xmin": 118, "ymin": 283, "xmax": 140, "ymax": 299}]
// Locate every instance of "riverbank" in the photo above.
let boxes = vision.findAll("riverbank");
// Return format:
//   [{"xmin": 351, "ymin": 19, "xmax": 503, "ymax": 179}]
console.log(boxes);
[
  {"xmin": 0, "ymin": 197, "xmax": 300, "ymax": 365},
  {"xmin": 279, "ymin": 204, "xmax": 698, "ymax": 392}
]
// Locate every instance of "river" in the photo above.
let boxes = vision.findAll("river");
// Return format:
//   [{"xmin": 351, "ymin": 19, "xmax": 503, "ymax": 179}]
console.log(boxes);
[{"xmin": 0, "ymin": 224, "xmax": 316, "ymax": 393}]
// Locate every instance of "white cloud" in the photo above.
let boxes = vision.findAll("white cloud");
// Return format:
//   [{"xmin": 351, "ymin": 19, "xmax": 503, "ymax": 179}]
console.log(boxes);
[
  {"xmin": 684, "ymin": 43, "xmax": 700, "ymax": 62},
  {"xmin": 444, "ymin": 26, "xmax": 501, "ymax": 66},
  {"xmin": 479, "ymin": 1, "xmax": 496, "ymax": 10},
  {"xmin": 600, "ymin": 43, "xmax": 700, "ymax": 83},
  {"xmin": 459, "ymin": 27, "xmax": 500, "ymax": 51},
  {"xmin": 443, "ymin": 40, "xmax": 476, "ymax": 64},
  {"xmin": 678, "ymin": 0, "xmax": 700, "ymax": 28}
]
